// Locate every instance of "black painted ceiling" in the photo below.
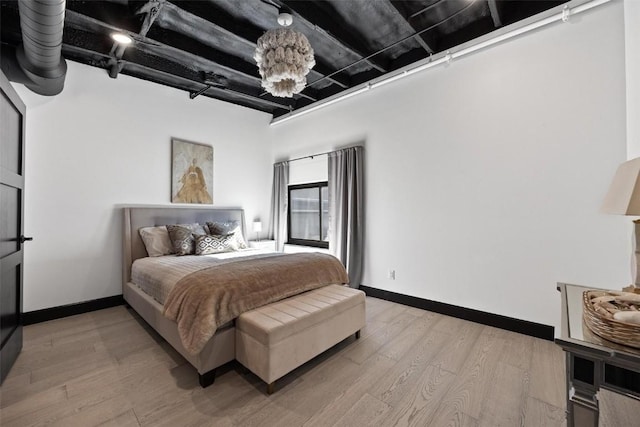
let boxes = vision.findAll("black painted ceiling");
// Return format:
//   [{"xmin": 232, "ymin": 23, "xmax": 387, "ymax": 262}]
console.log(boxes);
[{"xmin": 0, "ymin": 0, "xmax": 568, "ymax": 118}]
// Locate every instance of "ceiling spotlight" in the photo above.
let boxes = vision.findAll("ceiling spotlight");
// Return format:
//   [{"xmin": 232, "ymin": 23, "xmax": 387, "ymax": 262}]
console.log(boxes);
[{"xmin": 111, "ymin": 33, "xmax": 133, "ymax": 45}]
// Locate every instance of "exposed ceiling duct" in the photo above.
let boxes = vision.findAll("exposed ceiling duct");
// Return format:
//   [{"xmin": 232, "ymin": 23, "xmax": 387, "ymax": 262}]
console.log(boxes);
[{"xmin": 7, "ymin": 0, "xmax": 67, "ymax": 96}]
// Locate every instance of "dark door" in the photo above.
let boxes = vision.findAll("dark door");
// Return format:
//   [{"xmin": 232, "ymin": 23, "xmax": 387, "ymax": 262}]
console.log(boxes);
[{"xmin": 0, "ymin": 70, "xmax": 27, "ymax": 384}]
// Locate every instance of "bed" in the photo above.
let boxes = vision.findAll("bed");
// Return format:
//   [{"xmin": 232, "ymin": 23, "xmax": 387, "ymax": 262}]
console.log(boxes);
[{"xmin": 121, "ymin": 205, "xmax": 350, "ymax": 387}]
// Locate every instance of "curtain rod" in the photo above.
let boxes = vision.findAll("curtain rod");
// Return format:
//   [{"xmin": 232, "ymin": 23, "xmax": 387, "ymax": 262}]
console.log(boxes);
[
  {"xmin": 287, "ymin": 150, "xmax": 332, "ymax": 163},
  {"xmin": 287, "ymin": 145, "xmax": 363, "ymax": 163}
]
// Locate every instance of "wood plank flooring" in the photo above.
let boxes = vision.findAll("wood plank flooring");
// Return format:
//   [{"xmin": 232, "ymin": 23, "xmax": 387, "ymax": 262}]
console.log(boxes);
[{"xmin": 0, "ymin": 297, "xmax": 573, "ymax": 426}]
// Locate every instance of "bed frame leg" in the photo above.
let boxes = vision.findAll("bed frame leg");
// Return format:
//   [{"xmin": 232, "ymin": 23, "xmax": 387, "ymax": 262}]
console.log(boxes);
[
  {"xmin": 199, "ymin": 369, "xmax": 216, "ymax": 388},
  {"xmin": 267, "ymin": 382, "xmax": 275, "ymax": 395},
  {"xmin": 355, "ymin": 330, "xmax": 361, "ymax": 339}
]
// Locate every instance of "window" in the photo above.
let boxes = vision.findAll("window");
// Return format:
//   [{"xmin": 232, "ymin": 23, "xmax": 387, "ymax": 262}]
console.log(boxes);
[{"xmin": 287, "ymin": 182, "xmax": 329, "ymax": 248}]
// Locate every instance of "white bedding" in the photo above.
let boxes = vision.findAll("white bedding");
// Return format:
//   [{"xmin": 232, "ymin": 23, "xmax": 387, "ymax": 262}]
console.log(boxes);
[{"xmin": 131, "ymin": 248, "xmax": 279, "ymax": 304}]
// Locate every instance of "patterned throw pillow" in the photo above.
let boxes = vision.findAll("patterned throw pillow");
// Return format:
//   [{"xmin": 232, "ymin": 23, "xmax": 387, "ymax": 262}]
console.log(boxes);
[
  {"xmin": 166, "ymin": 224, "xmax": 207, "ymax": 256},
  {"xmin": 206, "ymin": 221, "xmax": 248, "ymax": 249},
  {"xmin": 194, "ymin": 233, "xmax": 238, "ymax": 255}
]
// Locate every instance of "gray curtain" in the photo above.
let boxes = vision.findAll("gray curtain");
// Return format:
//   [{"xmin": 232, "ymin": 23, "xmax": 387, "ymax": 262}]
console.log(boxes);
[
  {"xmin": 269, "ymin": 161, "xmax": 289, "ymax": 252},
  {"xmin": 328, "ymin": 146, "xmax": 364, "ymax": 288}
]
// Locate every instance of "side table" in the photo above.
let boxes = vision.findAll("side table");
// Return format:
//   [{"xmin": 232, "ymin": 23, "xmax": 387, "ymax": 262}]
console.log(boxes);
[
  {"xmin": 248, "ymin": 240, "xmax": 277, "ymax": 252},
  {"xmin": 555, "ymin": 283, "xmax": 640, "ymax": 427}
]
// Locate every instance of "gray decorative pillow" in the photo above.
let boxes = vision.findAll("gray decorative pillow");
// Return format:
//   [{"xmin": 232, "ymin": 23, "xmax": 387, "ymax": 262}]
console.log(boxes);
[
  {"xmin": 194, "ymin": 233, "xmax": 238, "ymax": 255},
  {"xmin": 166, "ymin": 224, "xmax": 207, "ymax": 256},
  {"xmin": 139, "ymin": 226, "xmax": 173, "ymax": 257},
  {"xmin": 206, "ymin": 221, "xmax": 248, "ymax": 249}
]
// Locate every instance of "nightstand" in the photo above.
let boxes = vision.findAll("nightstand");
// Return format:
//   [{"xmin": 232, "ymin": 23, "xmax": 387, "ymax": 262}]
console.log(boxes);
[{"xmin": 248, "ymin": 240, "xmax": 277, "ymax": 251}]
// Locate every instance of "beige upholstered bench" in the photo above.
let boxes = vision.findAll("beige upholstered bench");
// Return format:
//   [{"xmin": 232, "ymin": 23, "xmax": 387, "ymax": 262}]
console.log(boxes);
[{"xmin": 235, "ymin": 284, "xmax": 366, "ymax": 394}]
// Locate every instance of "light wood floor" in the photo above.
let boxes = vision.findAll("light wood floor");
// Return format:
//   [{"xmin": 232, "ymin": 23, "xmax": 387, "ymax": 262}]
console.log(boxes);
[{"xmin": 0, "ymin": 297, "xmax": 570, "ymax": 426}]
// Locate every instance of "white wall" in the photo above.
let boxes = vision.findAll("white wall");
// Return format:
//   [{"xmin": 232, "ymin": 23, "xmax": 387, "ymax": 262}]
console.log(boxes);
[
  {"xmin": 625, "ymin": 0, "xmax": 640, "ymax": 158},
  {"xmin": 14, "ymin": 62, "xmax": 272, "ymax": 311},
  {"xmin": 269, "ymin": 1, "xmax": 629, "ymax": 330}
]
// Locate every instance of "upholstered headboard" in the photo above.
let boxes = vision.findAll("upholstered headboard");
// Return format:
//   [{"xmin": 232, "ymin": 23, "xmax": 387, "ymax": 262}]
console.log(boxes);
[{"xmin": 122, "ymin": 205, "xmax": 246, "ymax": 285}]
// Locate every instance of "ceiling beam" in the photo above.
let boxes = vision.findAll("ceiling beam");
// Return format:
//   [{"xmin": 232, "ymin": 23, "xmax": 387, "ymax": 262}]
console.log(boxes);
[
  {"xmin": 136, "ymin": 0, "xmax": 165, "ymax": 37},
  {"xmin": 306, "ymin": 0, "xmax": 485, "ymax": 91},
  {"xmin": 64, "ymin": 4, "xmax": 316, "ymax": 102},
  {"xmin": 60, "ymin": 27, "xmax": 294, "ymax": 112},
  {"xmin": 142, "ymin": 25, "xmax": 316, "ymax": 102},
  {"xmin": 63, "ymin": 9, "xmax": 315, "ymax": 104},
  {"xmin": 64, "ymin": 8, "xmax": 258, "ymax": 84},
  {"xmin": 279, "ymin": 0, "xmax": 387, "ymax": 73},
  {"xmin": 163, "ymin": 1, "xmax": 350, "ymax": 90},
  {"xmin": 488, "ymin": 0, "xmax": 502, "ymax": 28},
  {"xmin": 158, "ymin": 1, "xmax": 319, "ymax": 100},
  {"xmin": 384, "ymin": 0, "xmax": 434, "ymax": 54},
  {"xmin": 142, "ymin": 27, "xmax": 259, "ymax": 83}
]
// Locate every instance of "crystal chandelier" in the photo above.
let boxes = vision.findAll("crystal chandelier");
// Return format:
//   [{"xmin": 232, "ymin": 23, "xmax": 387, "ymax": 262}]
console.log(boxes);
[{"xmin": 254, "ymin": 11, "xmax": 315, "ymax": 98}]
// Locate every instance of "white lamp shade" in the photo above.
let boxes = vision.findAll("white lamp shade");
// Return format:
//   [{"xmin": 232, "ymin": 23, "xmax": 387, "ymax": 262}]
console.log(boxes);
[
  {"xmin": 602, "ymin": 157, "xmax": 640, "ymax": 215},
  {"xmin": 253, "ymin": 221, "xmax": 263, "ymax": 232}
]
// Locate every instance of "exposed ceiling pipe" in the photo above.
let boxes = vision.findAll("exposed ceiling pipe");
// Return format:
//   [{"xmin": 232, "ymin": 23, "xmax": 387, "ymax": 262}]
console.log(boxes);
[{"xmin": 14, "ymin": 0, "xmax": 67, "ymax": 96}]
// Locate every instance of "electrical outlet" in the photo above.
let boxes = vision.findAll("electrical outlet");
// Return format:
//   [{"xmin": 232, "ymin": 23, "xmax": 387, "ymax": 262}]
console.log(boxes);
[{"xmin": 388, "ymin": 269, "xmax": 395, "ymax": 280}]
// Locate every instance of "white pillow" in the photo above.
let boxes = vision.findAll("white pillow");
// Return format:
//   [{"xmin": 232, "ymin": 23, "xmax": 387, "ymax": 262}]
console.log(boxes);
[{"xmin": 139, "ymin": 226, "xmax": 173, "ymax": 257}]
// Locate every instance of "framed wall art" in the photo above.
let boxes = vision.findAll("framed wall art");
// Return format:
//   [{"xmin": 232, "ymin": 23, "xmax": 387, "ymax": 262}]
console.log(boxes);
[{"xmin": 171, "ymin": 138, "xmax": 214, "ymax": 204}]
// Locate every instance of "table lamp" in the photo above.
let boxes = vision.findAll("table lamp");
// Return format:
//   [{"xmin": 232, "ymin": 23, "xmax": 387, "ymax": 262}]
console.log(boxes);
[
  {"xmin": 253, "ymin": 220, "xmax": 262, "ymax": 241},
  {"xmin": 601, "ymin": 157, "xmax": 640, "ymax": 286}
]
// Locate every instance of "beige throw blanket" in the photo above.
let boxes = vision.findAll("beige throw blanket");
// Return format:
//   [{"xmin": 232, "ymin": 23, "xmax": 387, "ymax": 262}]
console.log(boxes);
[{"xmin": 163, "ymin": 253, "xmax": 349, "ymax": 354}]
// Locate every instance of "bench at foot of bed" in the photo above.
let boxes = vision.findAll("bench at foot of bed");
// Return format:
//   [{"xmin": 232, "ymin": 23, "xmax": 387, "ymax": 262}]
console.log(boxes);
[{"xmin": 235, "ymin": 284, "xmax": 366, "ymax": 394}]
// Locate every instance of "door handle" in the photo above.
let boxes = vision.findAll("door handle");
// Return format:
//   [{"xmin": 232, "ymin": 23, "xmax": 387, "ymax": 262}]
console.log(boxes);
[{"xmin": 19, "ymin": 235, "xmax": 33, "ymax": 243}]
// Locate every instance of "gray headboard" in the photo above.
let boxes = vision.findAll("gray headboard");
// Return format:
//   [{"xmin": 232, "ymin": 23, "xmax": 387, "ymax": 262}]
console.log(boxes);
[{"xmin": 122, "ymin": 205, "xmax": 246, "ymax": 285}]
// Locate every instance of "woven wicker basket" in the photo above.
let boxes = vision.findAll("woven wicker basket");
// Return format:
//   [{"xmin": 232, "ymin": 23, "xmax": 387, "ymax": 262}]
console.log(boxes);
[{"xmin": 582, "ymin": 291, "xmax": 640, "ymax": 349}]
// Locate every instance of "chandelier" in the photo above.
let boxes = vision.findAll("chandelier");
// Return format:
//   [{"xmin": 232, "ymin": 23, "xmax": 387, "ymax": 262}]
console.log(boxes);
[{"xmin": 254, "ymin": 11, "xmax": 315, "ymax": 98}]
